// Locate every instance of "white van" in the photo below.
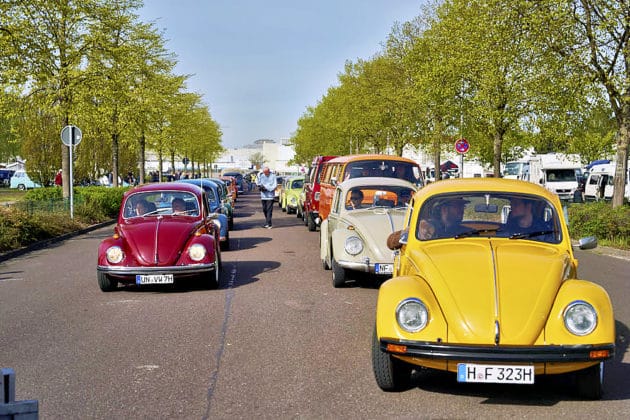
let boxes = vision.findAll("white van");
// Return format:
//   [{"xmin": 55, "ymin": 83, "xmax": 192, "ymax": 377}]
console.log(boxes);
[{"xmin": 584, "ymin": 163, "xmax": 630, "ymax": 201}]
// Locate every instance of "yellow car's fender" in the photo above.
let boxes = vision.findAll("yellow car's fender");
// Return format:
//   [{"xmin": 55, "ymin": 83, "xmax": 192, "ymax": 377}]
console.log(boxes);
[
  {"xmin": 545, "ymin": 279, "xmax": 615, "ymax": 345},
  {"xmin": 376, "ymin": 275, "xmax": 447, "ymax": 342}
]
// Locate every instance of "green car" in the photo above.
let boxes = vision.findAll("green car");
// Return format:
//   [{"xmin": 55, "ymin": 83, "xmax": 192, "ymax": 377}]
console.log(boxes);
[{"xmin": 280, "ymin": 176, "xmax": 305, "ymax": 214}]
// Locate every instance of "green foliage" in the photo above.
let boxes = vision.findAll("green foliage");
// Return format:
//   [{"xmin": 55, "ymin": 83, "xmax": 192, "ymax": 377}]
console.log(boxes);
[
  {"xmin": 0, "ymin": 206, "xmax": 87, "ymax": 253},
  {"xmin": 2, "ymin": 0, "xmax": 223, "ymax": 192},
  {"xmin": 77, "ymin": 187, "xmax": 127, "ymax": 218},
  {"xmin": 0, "ymin": 186, "xmax": 126, "ymax": 252},
  {"xmin": 568, "ymin": 202, "xmax": 630, "ymax": 249}
]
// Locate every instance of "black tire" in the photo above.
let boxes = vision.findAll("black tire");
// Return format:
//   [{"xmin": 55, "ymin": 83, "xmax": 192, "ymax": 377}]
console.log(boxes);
[
  {"xmin": 97, "ymin": 272, "xmax": 117, "ymax": 292},
  {"xmin": 220, "ymin": 232, "xmax": 230, "ymax": 251},
  {"xmin": 371, "ymin": 326, "xmax": 412, "ymax": 391},
  {"xmin": 332, "ymin": 257, "xmax": 346, "ymax": 288},
  {"xmin": 207, "ymin": 248, "xmax": 221, "ymax": 289},
  {"xmin": 307, "ymin": 214, "xmax": 316, "ymax": 231},
  {"xmin": 18, "ymin": 184, "xmax": 26, "ymax": 191},
  {"xmin": 296, "ymin": 208, "xmax": 301, "ymax": 218},
  {"xmin": 575, "ymin": 362, "xmax": 603, "ymax": 400}
]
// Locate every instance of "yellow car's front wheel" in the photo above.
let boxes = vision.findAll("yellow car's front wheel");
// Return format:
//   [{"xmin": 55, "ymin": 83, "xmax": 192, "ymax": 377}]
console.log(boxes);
[{"xmin": 371, "ymin": 326, "xmax": 413, "ymax": 391}]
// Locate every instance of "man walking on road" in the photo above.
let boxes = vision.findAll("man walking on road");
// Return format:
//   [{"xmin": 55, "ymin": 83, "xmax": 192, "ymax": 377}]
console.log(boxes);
[{"xmin": 257, "ymin": 166, "xmax": 277, "ymax": 229}]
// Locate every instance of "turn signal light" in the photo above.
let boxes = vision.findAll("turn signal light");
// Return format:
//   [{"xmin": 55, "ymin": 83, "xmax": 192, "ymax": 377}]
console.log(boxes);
[
  {"xmin": 589, "ymin": 350, "xmax": 610, "ymax": 359},
  {"xmin": 386, "ymin": 343, "xmax": 407, "ymax": 354}
]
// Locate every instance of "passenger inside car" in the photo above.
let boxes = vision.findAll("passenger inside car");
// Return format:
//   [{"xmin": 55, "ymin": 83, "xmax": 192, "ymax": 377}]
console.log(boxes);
[
  {"xmin": 347, "ymin": 189, "xmax": 364, "ymax": 209},
  {"xmin": 171, "ymin": 198, "xmax": 187, "ymax": 214},
  {"xmin": 504, "ymin": 197, "xmax": 554, "ymax": 241}
]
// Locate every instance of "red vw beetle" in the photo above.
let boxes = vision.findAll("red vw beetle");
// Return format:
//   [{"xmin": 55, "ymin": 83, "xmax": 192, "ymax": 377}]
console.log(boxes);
[{"xmin": 97, "ymin": 182, "xmax": 222, "ymax": 291}]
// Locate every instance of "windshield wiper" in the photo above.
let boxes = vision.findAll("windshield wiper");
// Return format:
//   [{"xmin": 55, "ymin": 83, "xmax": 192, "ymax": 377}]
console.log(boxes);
[
  {"xmin": 454, "ymin": 227, "xmax": 499, "ymax": 239},
  {"xmin": 509, "ymin": 230, "xmax": 555, "ymax": 239}
]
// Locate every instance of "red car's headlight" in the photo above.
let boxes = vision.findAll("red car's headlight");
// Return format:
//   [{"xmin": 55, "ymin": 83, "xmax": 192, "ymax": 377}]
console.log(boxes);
[
  {"xmin": 188, "ymin": 244, "xmax": 207, "ymax": 262},
  {"xmin": 106, "ymin": 246, "xmax": 124, "ymax": 264}
]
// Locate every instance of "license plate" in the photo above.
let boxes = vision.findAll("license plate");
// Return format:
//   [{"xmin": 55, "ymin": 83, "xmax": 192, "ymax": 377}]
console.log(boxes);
[
  {"xmin": 375, "ymin": 263, "xmax": 393, "ymax": 274},
  {"xmin": 136, "ymin": 274, "xmax": 174, "ymax": 285},
  {"xmin": 457, "ymin": 363, "xmax": 534, "ymax": 384}
]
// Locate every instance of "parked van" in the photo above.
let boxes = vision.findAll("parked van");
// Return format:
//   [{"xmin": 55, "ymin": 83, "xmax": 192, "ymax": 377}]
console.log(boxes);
[
  {"xmin": 584, "ymin": 162, "xmax": 630, "ymax": 202},
  {"xmin": 303, "ymin": 155, "xmax": 337, "ymax": 231},
  {"xmin": 10, "ymin": 170, "xmax": 41, "ymax": 190},
  {"xmin": 317, "ymin": 154, "xmax": 423, "ymax": 226},
  {"xmin": 504, "ymin": 153, "xmax": 582, "ymax": 201},
  {"xmin": 0, "ymin": 169, "xmax": 15, "ymax": 187}
]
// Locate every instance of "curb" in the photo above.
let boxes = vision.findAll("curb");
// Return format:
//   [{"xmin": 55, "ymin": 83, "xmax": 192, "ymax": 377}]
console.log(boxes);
[{"xmin": 0, "ymin": 220, "xmax": 115, "ymax": 264}]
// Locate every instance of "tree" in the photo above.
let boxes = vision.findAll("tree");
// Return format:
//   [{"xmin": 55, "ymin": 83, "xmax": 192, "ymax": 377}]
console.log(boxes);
[
  {"xmin": 536, "ymin": 1, "xmax": 630, "ymax": 207},
  {"xmin": 3, "ymin": 0, "xmax": 102, "ymax": 197},
  {"xmin": 249, "ymin": 152, "xmax": 265, "ymax": 170}
]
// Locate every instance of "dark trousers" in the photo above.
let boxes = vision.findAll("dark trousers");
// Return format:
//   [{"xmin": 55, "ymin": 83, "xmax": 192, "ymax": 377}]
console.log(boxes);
[{"xmin": 262, "ymin": 199, "xmax": 274, "ymax": 226}]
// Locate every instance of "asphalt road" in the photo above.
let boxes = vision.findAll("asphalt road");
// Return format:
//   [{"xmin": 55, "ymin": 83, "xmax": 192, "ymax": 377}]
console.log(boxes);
[{"xmin": 1, "ymin": 192, "xmax": 629, "ymax": 419}]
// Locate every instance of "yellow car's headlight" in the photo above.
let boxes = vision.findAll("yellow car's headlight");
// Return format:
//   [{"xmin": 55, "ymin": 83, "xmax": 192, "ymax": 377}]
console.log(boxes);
[
  {"xmin": 396, "ymin": 298, "xmax": 428, "ymax": 333},
  {"xmin": 564, "ymin": 300, "xmax": 597, "ymax": 336},
  {"xmin": 188, "ymin": 244, "xmax": 207, "ymax": 262},
  {"xmin": 106, "ymin": 246, "xmax": 124, "ymax": 264},
  {"xmin": 344, "ymin": 236, "xmax": 363, "ymax": 255}
]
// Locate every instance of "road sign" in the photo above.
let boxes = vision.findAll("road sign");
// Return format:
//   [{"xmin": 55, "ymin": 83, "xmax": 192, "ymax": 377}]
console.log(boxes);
[
  {"xmin": 455, "ymin": 138, "xmax": 469, "ymax": 154},
  {"xmin": 60, "ymin": 125, "xmax": 82, "ymax": 146},
  {"xmin": 183, "ymin": 157, "xmax": 190, "ymax": 165}
]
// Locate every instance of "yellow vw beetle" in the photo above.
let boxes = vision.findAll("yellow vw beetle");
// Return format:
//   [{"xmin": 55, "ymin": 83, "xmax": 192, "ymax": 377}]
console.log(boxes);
[{"xmin": 373, "ymin": 178, "xmax": 614, "ymax": 399}]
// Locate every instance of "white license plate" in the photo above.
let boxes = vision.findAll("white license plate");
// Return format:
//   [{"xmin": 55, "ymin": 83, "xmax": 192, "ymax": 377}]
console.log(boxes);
[
  {"xmin": 457, "ymin": 363, "xmax": 534, "ymax": 384},
  {"xmin": 375, "ymin": 263, "xmax": 393, "ymax": 274},
  {"xmin": 136, "ymin": 274, "xmax": 174, "ymax": 285}
]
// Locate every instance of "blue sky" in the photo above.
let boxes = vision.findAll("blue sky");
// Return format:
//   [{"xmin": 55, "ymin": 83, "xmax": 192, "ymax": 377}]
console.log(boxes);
[{"xmin": 138, "ymin": 1, "xmax": 424, "ymax": 148}]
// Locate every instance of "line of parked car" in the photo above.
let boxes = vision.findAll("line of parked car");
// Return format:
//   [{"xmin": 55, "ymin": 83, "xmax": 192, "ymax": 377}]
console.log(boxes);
[
  {"xmin": 95, "ymin": 155, "xmax": 615, "ymax": 400},
  {"xmin": 287, "ymin": 153, "xmax": 614, "ymax": 400},
  {"xmin": 96, "ymin": 174, "xmax": 241, "ymax": 292}
]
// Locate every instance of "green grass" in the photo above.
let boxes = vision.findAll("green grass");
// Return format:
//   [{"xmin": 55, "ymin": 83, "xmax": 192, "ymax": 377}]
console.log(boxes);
[{"xmin": 0, "ymin": 189, "xmax": 26, "ymax": 203}]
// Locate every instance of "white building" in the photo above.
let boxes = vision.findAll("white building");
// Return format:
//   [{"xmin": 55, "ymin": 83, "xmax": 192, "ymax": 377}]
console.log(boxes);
[{"xmin": 213, "ymin": 138, "xmax": 302, "ymax": 174}]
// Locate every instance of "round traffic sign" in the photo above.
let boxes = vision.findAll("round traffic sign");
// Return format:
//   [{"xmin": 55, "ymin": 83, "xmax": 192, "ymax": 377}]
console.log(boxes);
[
  {"xmin": 455, "ymin": 138, "xmax": 469, "ymax": 154},
  {"xmin": 60, "ymin": 125, "xmax": 83, "ymax": 146}
]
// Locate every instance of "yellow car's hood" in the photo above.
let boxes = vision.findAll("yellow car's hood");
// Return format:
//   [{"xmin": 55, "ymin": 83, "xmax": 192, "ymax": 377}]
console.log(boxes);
[{"xmin": 410, "ymin": 239, "xmax": 571, "ymax": 345}]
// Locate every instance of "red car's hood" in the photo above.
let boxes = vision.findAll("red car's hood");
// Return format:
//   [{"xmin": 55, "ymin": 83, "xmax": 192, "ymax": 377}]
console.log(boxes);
[
  {"xmin": 120, "ymin": 218, "xmax": 198, "ymax": 266},
  {"xmin": 409, "ymin": 239, "xmax": 571, "ymax": 345}
]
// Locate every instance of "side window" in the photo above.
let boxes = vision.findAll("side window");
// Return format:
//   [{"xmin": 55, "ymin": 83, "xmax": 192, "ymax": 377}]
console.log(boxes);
[
  {"xmin": 321, "ymin": 164, "xmax": 332, "ymax": 184},
  {"xmin": 588, "ymin": 174, "xmax": 600, "ymax": 185},
  {"xmin": 330, "ymin": 164, "xmax": 340, "ymax": 182},
  {"xmin": 332, "ymin": 189, "xmax": 343, "ymax": 214}
]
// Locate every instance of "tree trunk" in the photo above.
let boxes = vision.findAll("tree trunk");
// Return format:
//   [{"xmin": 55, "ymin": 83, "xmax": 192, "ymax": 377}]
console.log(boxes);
[
  {"xmin": 612, "ymin": 111, "xmax": 629, "ymax": 208},
  {"xmin": 493, "ymin": 130, "xmax": 503, "ymax": 178},
  {"xmin": 112, "ymin": 132, "xmax": 119, "ymax": 187},
  {"xmin": 139, "ymin": 132, "xmax": 146, "ymax": 185}
]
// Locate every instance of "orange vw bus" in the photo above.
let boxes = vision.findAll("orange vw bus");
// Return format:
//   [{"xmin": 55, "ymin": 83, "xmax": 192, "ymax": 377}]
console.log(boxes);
[{"xmin": 316, "ymin": 154, "xmax": 423, "ymax": 225}]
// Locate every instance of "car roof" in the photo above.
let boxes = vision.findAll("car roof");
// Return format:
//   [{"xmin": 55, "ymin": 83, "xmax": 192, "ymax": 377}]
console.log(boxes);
[
  {"xmin": 326, "ymin": 154, "xmax": 419, "ymax": 164},
  {"xmin": 417, "ymin": 178, "xmax": 559, "ymax": 203},
  {"xmin": 337, "ymin": 177, "xmax": 417, "ymax": 192},
  {"xmin": 177, "ymin": 178, "xmax": 219, "ymax": 189},
  {"xmin": 123, "ymin": 181, "xmax": 203, "ymax": 199}
]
